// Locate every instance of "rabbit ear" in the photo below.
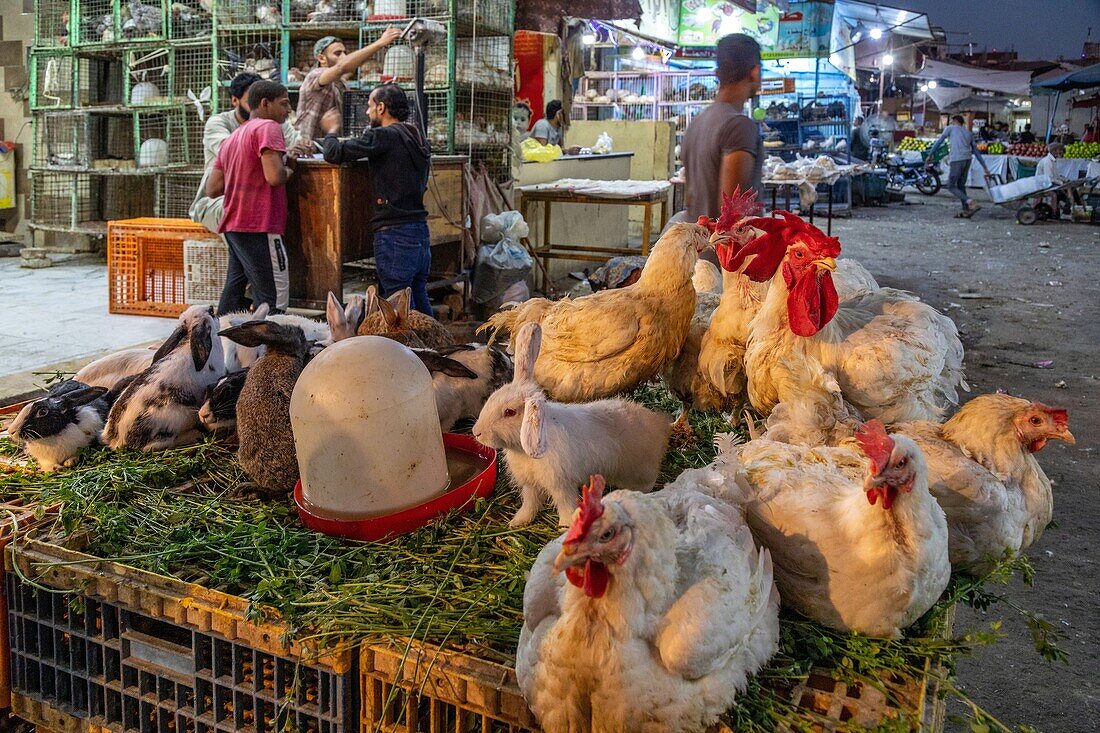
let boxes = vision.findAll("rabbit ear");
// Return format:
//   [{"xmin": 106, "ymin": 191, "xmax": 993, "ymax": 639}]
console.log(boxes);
[
  {"xmin": 513, "ymin": 323, "xmax": 542, "ymax": 384},
  {"xmin": 191, "ymin": 316, "xmax": 214, "ymax": 371},
  {"xmin": 345, "ymin": 295, "xmax": 365, "ymax": 333},
  {"xmin": 326, "ymin": 292, "xmax": 347, "ymax": 330},
  {"xmin": 520, "ymin": 394, "xmax": 548, "ymax": 458},
  {"xmin": 414, "ymin": 351, "xmax": 478, "ymax": 379},
  {"xmin": 59, "ymin": 385, "xmax": 109, "ymax": 408},
  {"xmin": 251, "ymin": 303, "xmax": 270, "ymax": 320},
  {"xmin": 392, "ymin": 289, "xmax": 412, "ymax": 325},
  {"xmin": 152, "ymin": 326, "xmax": 187, "ymax": 364},
  {"xmin": 377, "ymin": 296, "xmax": 399, "ymax": 328},
  {"xmin": 364, "ymin": 286, "xmax": 378, "ymax": 316}
]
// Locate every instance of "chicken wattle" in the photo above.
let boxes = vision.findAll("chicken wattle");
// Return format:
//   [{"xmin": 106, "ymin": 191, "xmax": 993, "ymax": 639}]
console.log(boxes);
[
  {"xmin": 893, "ymin": 394, "xmax": 1075, "ymax": 575},
  {"xmin": 517, "ymin": 475, "xmax": 780, "ymax": 733}
]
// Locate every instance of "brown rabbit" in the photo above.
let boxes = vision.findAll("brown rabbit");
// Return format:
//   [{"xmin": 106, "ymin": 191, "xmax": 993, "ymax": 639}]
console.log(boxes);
[{"xmin": 358, "ymin": 286, "xmax": 454, "ymax": 349}]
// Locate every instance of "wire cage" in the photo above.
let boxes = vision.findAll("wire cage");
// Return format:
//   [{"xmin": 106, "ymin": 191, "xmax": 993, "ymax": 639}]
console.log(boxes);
[
  {"xmin": 76, "ymin": 49, "xmax": 126, "ymax": 107},
  {"xmin": 119, "ymin": 0, "xmax": 168, "ymax": 43},
  {"xmin": 362, "ymin": 0, "xmax": 448, "ymax": 23},
  {"xmin": 29, "ymin": 51, "xmax": 75, "ymax": 110},
  {"xmin": 32, "ymin": 110, "xmax": 133, "ymax": 169},
  {"xmin": 74, "ymin": 0, "xmax": 117, "ymax": 45},
  {"xmin": 358, "ymin": 24, "xmax": 447, "ymax": 89},
  {"xmin": 125, "ymin": 45, "xmax": 172, "ymax": 105},
  {"xmin": 168, "ymin": 2, "xmax": 213, "ymax": 40},
  {"xmin": 156, "ymin": 169, "xmax": 204, "ymax": 218},
  {"xmin": 215, "ymin": 28, "xmax": 282, "ymax": 87},
  {"xmin": 454, "ymin": 0, "xmax": 513, "ymax": 36},
  {"xmin": 134, "ymin": 107, "xmax": 197, "ymax": 169},
  {"xmin": 216, "ymin": 0, "xmax": 284, "ymax": 27},
  {"xmin": 30, "ymin": 170, "xmax": 156, "ymax": 231},
  {"xmin": 34, "ymin": 0, "xmax": 73, "ymax": 48},
  {"xmin": 173, "ymin": 44, "xmax": 217, "ymax": 111},
  {"xmin": 286, "ymin": 0, "xmax": 367, "ymax": 28}
]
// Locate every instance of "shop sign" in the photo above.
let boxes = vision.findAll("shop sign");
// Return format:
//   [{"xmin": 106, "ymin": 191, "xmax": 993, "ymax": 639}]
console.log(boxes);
[
  {"xmin": 761, "ymin": 1, "xmax": 833, "ymax": 59},
  {"xmin": 678, "ymin": 0, "xmax": 782, "ymax": 48}
]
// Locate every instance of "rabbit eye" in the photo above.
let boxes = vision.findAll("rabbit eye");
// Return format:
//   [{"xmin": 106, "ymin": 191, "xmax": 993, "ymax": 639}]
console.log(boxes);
[
  {"xmin": 503, "ymin": 408, "xmax": 517, "ymax": 418},
  {"xmin": 35, "ymin": 407, "xmax": 49, "ymax": 418}
]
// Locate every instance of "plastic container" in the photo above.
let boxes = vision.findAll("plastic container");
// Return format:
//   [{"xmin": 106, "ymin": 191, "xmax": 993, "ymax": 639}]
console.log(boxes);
[{"xmin": 290, "ymin": 336, "xmax": 448, "ymax": 520}]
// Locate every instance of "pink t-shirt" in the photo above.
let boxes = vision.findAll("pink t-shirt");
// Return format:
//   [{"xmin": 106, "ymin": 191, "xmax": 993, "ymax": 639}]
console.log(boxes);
[{"xmin": 214, "ymin": 118, "xmax": 287, "ymax": 234}]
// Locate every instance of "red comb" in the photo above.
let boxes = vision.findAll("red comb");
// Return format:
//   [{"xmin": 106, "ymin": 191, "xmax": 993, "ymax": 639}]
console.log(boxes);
[
  {"xmin": 855, "ymin": 420, "xmax": 894, "ymax": 475},
  {"xmin": 715, "ymin": 187, "xmax": 763, "ymax": 232},
  {"xmin": 1034, "ymin": 402, "xmax": 1070, "ymax": 428},
  {"xmin": 725, "ymin": 212, "xmax": 842, "ymax": 281},
  {"xmin": 563, "ymin": 475, "xmax": 606, "ymax": 545}
]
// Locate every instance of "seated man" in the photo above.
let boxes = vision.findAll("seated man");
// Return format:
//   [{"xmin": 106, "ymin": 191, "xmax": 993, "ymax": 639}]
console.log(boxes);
[{"xmin": 1035, "ymin": 142, "xmax": 1084, "ymax": 215}]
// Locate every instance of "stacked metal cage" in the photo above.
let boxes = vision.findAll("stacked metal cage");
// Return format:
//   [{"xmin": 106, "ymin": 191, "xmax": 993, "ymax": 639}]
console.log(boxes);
[{"xmin": 28, "ymin": 0, "xmax": 514, "ymax": 231}]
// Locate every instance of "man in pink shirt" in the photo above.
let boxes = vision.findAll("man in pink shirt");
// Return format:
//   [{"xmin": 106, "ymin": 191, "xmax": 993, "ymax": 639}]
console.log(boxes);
[{"xmin": 205, "ymin": 80, "xmax": 295, "ymax": 314}]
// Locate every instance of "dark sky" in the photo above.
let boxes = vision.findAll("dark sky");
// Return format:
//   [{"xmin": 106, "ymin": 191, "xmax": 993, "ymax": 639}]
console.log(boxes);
[{"xmin": 891, "ymin": 0, "xmax": 1100, "ymax": 61}]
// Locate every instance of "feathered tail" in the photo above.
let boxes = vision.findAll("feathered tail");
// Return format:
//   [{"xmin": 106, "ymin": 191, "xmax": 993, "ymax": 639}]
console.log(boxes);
[{"xmin": 476, "ymin": 308, "xmax": 520, "ymax": 345}]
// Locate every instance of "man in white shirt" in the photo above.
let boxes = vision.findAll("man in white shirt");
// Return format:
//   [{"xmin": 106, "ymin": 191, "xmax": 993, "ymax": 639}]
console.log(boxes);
[
  {"xmin": 190, "ymin": 73, "xmax": 306, "ymax": 234},
  {"xmin": 1036, "ymin": 143, "xmax": 1083, "ymax": 216}
]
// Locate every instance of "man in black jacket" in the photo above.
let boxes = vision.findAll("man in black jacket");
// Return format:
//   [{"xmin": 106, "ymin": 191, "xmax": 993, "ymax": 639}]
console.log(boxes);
[{"xmin": 320, "ymin": 84, "xmax": 433, "ymax": 315}]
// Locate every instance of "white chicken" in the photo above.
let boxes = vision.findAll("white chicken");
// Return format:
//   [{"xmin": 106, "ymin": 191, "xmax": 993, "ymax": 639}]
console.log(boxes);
[
  {"xmin": 686, "ymin": 420, "xmax": 950, "ymax": 638},
  {"xmin": 517, "ymin": 475, "xmax": 780, "ymax": 733},
  {"xmin": 893, "ymin": 394, "xmax": 1074, "ymax": 576},
  {"xmin": 725, "ymin": 212, "xmax": 966, "ymax": 423}
]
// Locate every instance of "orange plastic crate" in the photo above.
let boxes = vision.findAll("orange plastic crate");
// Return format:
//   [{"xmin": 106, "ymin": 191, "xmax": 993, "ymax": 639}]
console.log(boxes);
[{"xmin": 107, "ymin": 218, "xmax": 220, "ymax": 318}]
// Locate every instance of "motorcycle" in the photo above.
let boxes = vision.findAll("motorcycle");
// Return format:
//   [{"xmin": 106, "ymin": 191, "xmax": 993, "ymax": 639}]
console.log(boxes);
[{"xmin": 885, "ymin": 152, "xmax": 941, "ymax": 195}]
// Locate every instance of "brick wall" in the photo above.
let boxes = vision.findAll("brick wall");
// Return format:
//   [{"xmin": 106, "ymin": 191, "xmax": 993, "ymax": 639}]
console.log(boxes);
[{"xmin": 0, "ymin": 0, "xmax": 32, "ymax": 235}]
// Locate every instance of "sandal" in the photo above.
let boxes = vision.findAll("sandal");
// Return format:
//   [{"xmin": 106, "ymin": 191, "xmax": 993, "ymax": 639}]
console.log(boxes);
[{"xmin": 954, "ymin": 211, "xmax": 968, "ymax": 218}]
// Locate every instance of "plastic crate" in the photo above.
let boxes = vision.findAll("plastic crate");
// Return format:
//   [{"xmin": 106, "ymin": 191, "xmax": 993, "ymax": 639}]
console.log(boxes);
[
  {"xmin": 107, "ymin": 218, "xmax": 219, "ymax": 317},
  {"xmin": 360, "ymin": 640, "xmax": 538, "ymax": 733},
  {"xmin": 183, "ymin": 238, "xmax": 228, "ymax": 306},
  {"xmin": 6, "ymin": 532, "xmax": 357, "ymax": 733}
]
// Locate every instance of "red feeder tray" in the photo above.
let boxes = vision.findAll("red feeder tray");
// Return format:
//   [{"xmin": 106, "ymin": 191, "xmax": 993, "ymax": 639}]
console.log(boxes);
[{"xmin": 294, "ymin": 433, "xmax": 497, "ymax": 542}]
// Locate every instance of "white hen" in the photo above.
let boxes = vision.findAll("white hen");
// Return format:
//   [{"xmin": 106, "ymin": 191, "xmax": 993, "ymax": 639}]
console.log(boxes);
[
  {"xmin": 517, "ymin": 475, "xmax": 779, "ymax": 733},
  {"xmin": 692, "ymin": 420, "xmax": 950, "ymax": 638}
]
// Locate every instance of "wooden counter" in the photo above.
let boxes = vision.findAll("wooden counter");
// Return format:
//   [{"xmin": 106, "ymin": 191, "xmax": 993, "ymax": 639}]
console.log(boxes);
[
  {"xmin": 283, "ymin": 155, "xmax": 468, "ymax": 309},
  {"xmin": 284, "ymin": 159, "xmax": 373, "ymax": 309}
]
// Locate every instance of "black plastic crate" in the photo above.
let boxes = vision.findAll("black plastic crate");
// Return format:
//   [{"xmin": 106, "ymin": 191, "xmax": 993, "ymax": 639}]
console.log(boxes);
[{"xmin": 6, "ymin": 571, "xmax": 357, "ymax": 733}]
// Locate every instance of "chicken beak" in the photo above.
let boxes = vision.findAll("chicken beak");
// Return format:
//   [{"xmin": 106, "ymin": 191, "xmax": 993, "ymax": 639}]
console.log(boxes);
[
  {"xmin": 552, "ymin": 543, "xmax": 578, "ymax": 575},
  {"xmin": 1056, "ymin": 428, "xmax": 1076, "ymax": 445},
  {"xmin": 813, "ymin": 257, "xmax": 837, "ymax": 272},
  {"xmin": 707, "ymin": 231, "xmax": 727, "ymax": 247}
]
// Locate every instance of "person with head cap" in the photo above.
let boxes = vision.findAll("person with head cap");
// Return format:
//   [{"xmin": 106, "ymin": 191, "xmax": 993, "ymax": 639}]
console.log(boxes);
[{"xmin": 293, "ymin": 28, "xmax": 402, "ymax": 146}]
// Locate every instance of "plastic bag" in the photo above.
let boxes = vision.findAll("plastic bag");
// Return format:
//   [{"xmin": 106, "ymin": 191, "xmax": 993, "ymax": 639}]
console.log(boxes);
[
  {"xmin": 593, "ymin": 132, "xmax": 613, "ymax": 154},
  {"xmin": 521, "ymin": 137, "xmax": 563, "ymax": 162},
  {"xmin": 473, "ymin": 212, "xmax": 533, "ymax": 304}
]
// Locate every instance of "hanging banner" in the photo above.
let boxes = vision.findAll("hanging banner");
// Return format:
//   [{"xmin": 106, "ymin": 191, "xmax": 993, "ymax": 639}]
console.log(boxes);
[
  {"xmin": 762, "ymin": 1, "xmax": 832, "ymax": 59},
  {"xmin": 677, "ymin": 1, "xmax": 781, "ymax": 48},
  {"xmin": 829, "ymin": 4, "xmax": 856, "ymax": 80},
  {"xmin": 513, "ymin": 31, "xmax": 552, "ymax": 133}
]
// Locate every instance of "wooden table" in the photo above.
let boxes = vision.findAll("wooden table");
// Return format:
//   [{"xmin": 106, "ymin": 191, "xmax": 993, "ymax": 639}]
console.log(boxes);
[
  {"xmin": 519, "ymin": 186, "xmax": 669, "ymax": 292},
  {"xmin": 284, "ymin": 159, "xmax": 373, "ymax": 309}
]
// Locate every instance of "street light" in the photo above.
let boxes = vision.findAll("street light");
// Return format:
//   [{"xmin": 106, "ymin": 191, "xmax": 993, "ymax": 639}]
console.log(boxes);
[
  {"xmin": 869, "ymin": 27, "xmax": 883, "ymax": 40},
  {"xmin": 920, "ymin": 83, "xmax": 928, "ymax": 92},
  {"xmin": 928, "ymin": 80, "xmax": 938, "ymax": 89},
  {"xmin": 882, "ymin": 53, "xmax": 895, "ymax": 66}
]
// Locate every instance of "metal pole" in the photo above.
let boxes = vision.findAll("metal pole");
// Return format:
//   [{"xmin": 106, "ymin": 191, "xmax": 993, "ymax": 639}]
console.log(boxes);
[{"xmin": 1045, "ymin": 90, "xmax": 1061, "ymax": 143}]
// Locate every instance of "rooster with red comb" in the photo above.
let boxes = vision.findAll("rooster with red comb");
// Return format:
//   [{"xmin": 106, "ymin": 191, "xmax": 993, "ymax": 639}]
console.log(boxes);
[
  {"xmin": 892, "ymin": 393, "xmax": 1075, "ymax": 576},
  {"xmin": 516, "ymin": 475, "xmax": 780, "ymax": 732},
  {"xmin": 722, "ymin": 210, "xmax": 968, "ymax": 424},
  {"xmin": 675, "ymin": 417, "xmax": 950, "ymax": 638}
]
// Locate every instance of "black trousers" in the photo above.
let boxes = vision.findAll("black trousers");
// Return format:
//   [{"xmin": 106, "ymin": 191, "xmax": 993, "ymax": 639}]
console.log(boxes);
[{"xmin": 217, "ymin": 232, "xmax": 289, "ymax": 315}]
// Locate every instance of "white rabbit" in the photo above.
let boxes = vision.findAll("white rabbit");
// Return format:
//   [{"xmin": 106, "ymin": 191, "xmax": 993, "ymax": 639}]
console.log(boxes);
[
  {"xmin": 219, "ymin": 303, "xmax": 270, "ymax": 371},
  {"xmin": 472, "ymin": 323, "xmax": 671, "ymax": 527},
  {"xmin": 103, "ymin": 305, "xmax": 225, "ymax": 451},
  {"xmin": 74, "ymin": 348, "xmax": 155, "ymax": 390}
]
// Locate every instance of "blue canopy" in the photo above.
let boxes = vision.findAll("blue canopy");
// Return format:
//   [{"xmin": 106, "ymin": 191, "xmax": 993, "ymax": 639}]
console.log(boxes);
[{"xmin": 1033, "ymin": 62, "xmax": 1100, "ymax": 92}]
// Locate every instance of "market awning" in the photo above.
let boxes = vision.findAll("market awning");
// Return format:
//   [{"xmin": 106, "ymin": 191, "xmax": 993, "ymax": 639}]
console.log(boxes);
[
  {"xmin": 834, "ymin": 0, "xmax": 934, "ymax": 40},
  {"xmin": 1032, "ymin": 62, "xmax": 1100, "ymax": 91},
  {"xmin": 912, "ymin": 59, "xmax": 1032, "ymax": 96}
]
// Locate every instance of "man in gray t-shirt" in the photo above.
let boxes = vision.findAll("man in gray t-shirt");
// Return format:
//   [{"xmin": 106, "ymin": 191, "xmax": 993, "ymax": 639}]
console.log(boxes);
[
  {"xmin": 682, "ymin": 34, "xmax": 763, "ymax": 225},
  {"xmin": 531, "ymin": 99, "xmax": 564, "ymax": 147}
]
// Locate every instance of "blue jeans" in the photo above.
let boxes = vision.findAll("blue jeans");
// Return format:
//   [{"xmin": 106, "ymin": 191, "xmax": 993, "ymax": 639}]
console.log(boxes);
[{"xmin": 374, "ymin": 221, "xmax": 432, "ymax": 316}]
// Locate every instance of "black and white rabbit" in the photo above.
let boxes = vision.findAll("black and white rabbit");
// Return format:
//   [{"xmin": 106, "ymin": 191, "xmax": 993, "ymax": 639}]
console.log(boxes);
[
  {"xmin": 414, "ymin": 343, "xmax": 513, "ymax": 432},
  {"xmin": 197, "ymin": 369, "xmax": 249, "ymax": 434},
  {"xmin": 73, "ymin": 347, "xmax": 155, "ymax": 390},
  {"xmin": 7, "ymin": 378, "xmax": 132, "ymax": 471},
  {"xmin": 103, "ymin": 305, "xmax": 225, "ymax": 451}
]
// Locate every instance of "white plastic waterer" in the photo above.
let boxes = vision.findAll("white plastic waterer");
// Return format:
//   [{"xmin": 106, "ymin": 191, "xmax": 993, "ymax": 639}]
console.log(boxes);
[{"xmin": 290, "ymin": 336, "xmax": 448, "ymax": 520}]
